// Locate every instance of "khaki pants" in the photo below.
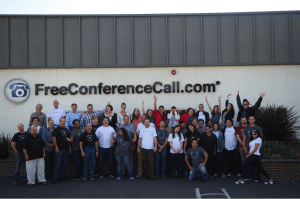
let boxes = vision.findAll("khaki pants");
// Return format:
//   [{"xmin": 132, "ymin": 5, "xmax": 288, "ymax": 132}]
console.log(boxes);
[{"xmin": 26, "ymin": 158, "xmax": 46, "ymax": 184}]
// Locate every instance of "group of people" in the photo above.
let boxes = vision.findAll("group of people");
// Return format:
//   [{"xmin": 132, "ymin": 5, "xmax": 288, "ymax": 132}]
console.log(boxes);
[{"xmin": 11, "ymin": 91, "xmax": 273, "ymax": 187}]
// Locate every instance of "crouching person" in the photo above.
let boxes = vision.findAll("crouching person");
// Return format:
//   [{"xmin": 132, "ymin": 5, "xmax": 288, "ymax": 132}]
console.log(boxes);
[
  {"xmin": 23, "ymin": 126, "xmax": 47, "ymax": 187},
  {"xmin": 80, "ymin": 124, "xmax": 99, "ymax": 182},
  {"xmin": 185, "ymin": 139, "xmax": 208, "ymax": 182}
]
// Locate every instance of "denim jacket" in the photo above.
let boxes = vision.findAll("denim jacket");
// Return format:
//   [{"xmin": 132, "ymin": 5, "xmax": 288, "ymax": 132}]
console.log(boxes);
[{"xmin": 213, "ymin": 131, "xmax": 225, "ymax": 152}]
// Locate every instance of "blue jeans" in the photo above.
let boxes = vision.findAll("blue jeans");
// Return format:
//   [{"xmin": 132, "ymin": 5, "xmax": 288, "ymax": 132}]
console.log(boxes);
[
  {"xmin": 99, "ymin": 147, "xmax": 114, "ymax": 176},
  {"xmin": 13, "ymin": 152, "xmax": 26, "ymax": 182},
  {"xmin": 45, "ymin": 150, "xmax": 55, "ymax": 177},
  {"xmin": 212, "ymin": 152, "xmax": 224, "ymax": 174},
  {"xmin": 155, "ymin": 147, "xmax": 167, "ymax": 176},
  {"xmin": 83, "ymin": 148, "xmax": 96, "ymax": 178},
  {"xmin": 53, "ymin": 149, "xmax": 68, "ymax": 181},
  {"xmin": 188, "ymin": 164, "xmax": 208, "ymax": 181},
  {"xmin": 115, "ymin": 155, "xmax": 134, "ymax": 178},
  {"xmin": 72, "ymin": 150, "xmax": 83, "ymax": 178}
]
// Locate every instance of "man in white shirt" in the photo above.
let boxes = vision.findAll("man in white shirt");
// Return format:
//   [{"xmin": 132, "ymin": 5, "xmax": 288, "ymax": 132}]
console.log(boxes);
[
  {"xmin": 137, "ymin": 118, "xmax": 157, "ymax": 181},
  {"xmin": 194, "ymin": 104, "xmax": 210, "ymax": 127},
  {"xmin": 95, "ymin": 117, "xmax": 116, "ymax": 178},
  {"xmin": 47, "ymin": 100, "xmax": 66, "ymax": 128}
]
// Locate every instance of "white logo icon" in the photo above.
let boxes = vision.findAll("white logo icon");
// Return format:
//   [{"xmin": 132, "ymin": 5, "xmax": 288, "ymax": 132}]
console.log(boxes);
[
  {"xmin": 87, "ymin": 135, "xmax": 93, "ymax": 141},
  {"xmin": 4, "ymin": 79, "xmax": 30, "ymax": 103}
]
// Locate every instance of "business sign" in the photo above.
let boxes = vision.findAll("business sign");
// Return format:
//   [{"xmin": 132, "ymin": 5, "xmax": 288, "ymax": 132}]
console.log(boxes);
[{"xmin": 4, "ymin": 79, "xmax": 30, "ymax": 103}]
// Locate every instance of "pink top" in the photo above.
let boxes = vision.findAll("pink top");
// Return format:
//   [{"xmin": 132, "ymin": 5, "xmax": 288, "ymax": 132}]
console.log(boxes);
[{"xmin": 132, "ymin": 114, "xmax": 142, "ymax": 128}]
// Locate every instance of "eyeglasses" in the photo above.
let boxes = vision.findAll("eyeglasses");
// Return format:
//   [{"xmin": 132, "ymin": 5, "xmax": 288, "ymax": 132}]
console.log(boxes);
[{"xmin": 243, "ymin": 104, "xmax": 249, "ymax": 105}]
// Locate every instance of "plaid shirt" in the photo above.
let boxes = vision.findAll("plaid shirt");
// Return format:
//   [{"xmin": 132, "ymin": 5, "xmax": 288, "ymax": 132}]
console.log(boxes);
[
  {"xmin": 80, "ymin": 108, "xmax": 106, "ymax": 127},
  {"xmin": 29, "ymin": 112, "xmax": 47, "ymax": 129}
]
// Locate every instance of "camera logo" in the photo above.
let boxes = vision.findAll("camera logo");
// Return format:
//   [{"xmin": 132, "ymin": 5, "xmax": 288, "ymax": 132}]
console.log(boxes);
[{"xmin": 4, "ymin": 79, "xmax": 30, "ymax": 103}]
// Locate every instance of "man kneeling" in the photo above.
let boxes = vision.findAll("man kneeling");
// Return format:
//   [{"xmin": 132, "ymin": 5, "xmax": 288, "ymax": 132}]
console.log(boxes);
[{"xmin": 185, "ymin": 139, "xmax": 208, "ymax": 182}]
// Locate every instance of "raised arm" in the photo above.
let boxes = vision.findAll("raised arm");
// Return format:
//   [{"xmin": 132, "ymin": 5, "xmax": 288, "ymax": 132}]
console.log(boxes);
[
  {"xmin": 205, "ymin": 96, "xmax": 213, "ymax": 113},
  {"xmin": 251, "ymin": 93, "xmax": 265, "ymax": 111},
  {"xmin": 153, "ymin": 95, "xmax": 158, "ymax": 110},
  {"xmin": 218, "ymin": 96, "xmax": 221, "ymax": 114},
  {"xmin": 236, "ymin": 91, "xmax": 243, "ymax": 110},
  {"xmin": 142, "ymin": 100, "xmax": 145, "ymax": 114}
]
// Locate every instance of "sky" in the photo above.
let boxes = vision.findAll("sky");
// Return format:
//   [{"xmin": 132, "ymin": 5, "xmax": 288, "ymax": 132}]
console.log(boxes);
[{"xmin": 0, "ymin": 0, "xmax": 299, "ymax": 15}]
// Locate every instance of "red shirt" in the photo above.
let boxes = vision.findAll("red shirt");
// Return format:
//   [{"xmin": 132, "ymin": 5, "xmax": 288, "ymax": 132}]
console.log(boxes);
[
  {"xmin": 235, "ymin": 125, "xmax": 248, "ymax": 148},
  {"xmin": 154, "ymin": 109, "xmax": 166, "ymax": 129}
]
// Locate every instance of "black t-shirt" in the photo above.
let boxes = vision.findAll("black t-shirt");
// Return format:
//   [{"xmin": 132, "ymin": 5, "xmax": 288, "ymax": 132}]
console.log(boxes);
[
  {"xmin": 52, "ymin": 126, "xmax": 70, "ymax": 150},
  {"xmin": 185, "ymin": 131, "xmax": 201, "ymax": 151},
  {"xmin": 200, "ymin": 133, "xmax": 218, "ymax": 155},
  {"xmin": 92, "ymin": 124, "xmax": 101, "ymax": 134},
  {"xmin": 80, "ymin": 132, "xmax": 98, "ymax": 148},
  {"xmin": 23, "ymin": 134, "xmax": 45, "ymax": 160},
  {"xmin": 12, "ymin": 132, "xmax": 30, "ymax": 152}
]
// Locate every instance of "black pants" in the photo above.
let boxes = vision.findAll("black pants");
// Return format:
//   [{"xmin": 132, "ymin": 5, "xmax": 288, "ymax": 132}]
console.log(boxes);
[
  {"xmin": 171, "ymin": 153, "xmax": 183, "ymax": 171},
  {"xmin": 242, "ymin": 154, "xmax": 270, "ymax": 180},
  {"xmin": 206, "ymin": 154, "xmax": 213, "ymax": 176},
  {"xmin": 225, "ymin": 148, "xmax": 239, "ymax": 174},
  {"xmin": 141, "ymin": 148, "xmax": 154, "ymax": 178}
]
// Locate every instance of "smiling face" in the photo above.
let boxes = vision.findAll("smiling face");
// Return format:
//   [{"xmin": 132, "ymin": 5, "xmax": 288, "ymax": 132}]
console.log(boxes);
[
  {"xmin": 134, "ymin": 109, "xmax": 139, "ymax": 116},
  {"xmin": 198, "ymin": 120, "xmax": 204, "ymax": 128},
  {"xmin": 188, "ymin": 125, "xmax": 194, "ymax": 132},
  {"xmin": 191, "ymin": 139, "xmax": 198, "ymax": 148},
  {"xmin": 121, "ymin": 104, "xmax": 126, "ymax": 111},
  {"xmin": 74, "ymin": 120, "xmax": 80, "ymax": 129},
  {"xmin": 36, "ymin": 105, "xmax": 42, "ymax": 112},
  {"xmin": 59, "ymin": 118, "xmax": 66, "ymax": 127},
  {"xmin": 249, "ymin": 116, "xmax": 255, "ymax": 125},
  {"xmin": 147, "ymin": 110, "xmax": 153, "ymax": 117},
  {"xmin": 214, "ymin": 106, "xmax": 219, "ymax": 113},
  {"xmin": 106, "ymin": 106, "xmax": 112, "ymax": 112},
  {"xmin": 86, "ymin": 123, "xmax": 92, "ymax": 132},
  {"xmin": 53, "ymin": 100, "xmax": 59, "ymax": 109},
  {"xmin": 226, "ymin": 103, "xmax": 232, "ymax": 111},
  {"xmin": 174, "ymin": 126, "xmax": 180, "ymax": 133},
  {"xmin": 119, "ymin": 129, "xmax": 123, "ymax": 137},
  {"xmin": 32, "ymin": 118, "xmax": 39, "ymax": 126},
  {"xmin": 18, "ymin": 124, "xmax": 24, "ymax": 132},
  {"xmin": 226, "ymin": 120, "xmax": 232, "ymax": 127},
  {"xmin": 205, "ymin": 126, "xmax": 211, "ymax": 133},
  {"xmin": 87, "ymin": 105, "xmax": 93, "ymax": 113},
  {"xmin": 188, "ymin": 109, "xmax": 194, "ymax": 116},
  {"xmin": 213, "ymin": 123, "xmax": 218, "ymax": 131},
  {"xmin": 31, "ymin": 126, "xmax": 37, "ymax": 137},
  {"xmin": 243, "ymin": 101, "xmax": 249, "ymax": 110},
  {"xmin": 251, "ymin": 131, "xmax": 257, "ymax": 139},
  {"xmin": 198, "ymin": 104, "xmax": 204, "ymax": 112},
  {"xmin": 71, "ymin": 104, "xmax": 77, "ymax": 112}
]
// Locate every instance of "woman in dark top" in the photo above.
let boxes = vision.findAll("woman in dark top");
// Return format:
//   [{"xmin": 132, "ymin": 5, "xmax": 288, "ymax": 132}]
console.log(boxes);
[
  {"xmin": 184, "ymin": 124, "xmax": 200, "ymax": 153},
  {"xmin": 221, "ymin": 94, "xmax": 235, "ymax": 130},
  {"xmin": 142, "ymin": 100, "xmax": 156, "ymax": 124},
  {"xmin": 105, "ymin": 105, "xmax": 118, "ymax": 131},
  {"xmin": 205, "ymin": 96, "xmax": 222, "ymax": 124}
]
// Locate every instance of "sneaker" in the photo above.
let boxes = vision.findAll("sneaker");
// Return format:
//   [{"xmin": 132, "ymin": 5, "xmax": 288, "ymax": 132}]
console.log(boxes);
[
  {"xmin": 161, "ymin": 175, "xmax": 166, "ymax": 179},
  {"xmin": 99, "ymin": 175, "xmax": 104, "ymax": 179},
  {"xmin": 110, "ymin": 175, "xmax": 114, "ymax": 178},
  {"xmin": 244, "ymin": 178, "xmax": 252, "ymax": 181},
  {"xmin": 235, "ymin": 180, "xmax": 244, "ymax": 184},
  {"xmin": 81, "ymin": 178, "xmax": 87, "ymax": 182},
  {"xmin": 184, "ymin": 172, "xmax": 188, "ymax": 177},
  {"xmin": 214, "ymin": 173, "xmax": 218, "ymax": 177},
  {"xmin": 130, "ymin": 177, "xmax": 134, "ymax": 180},
  {"xmin": 136, "ymin": 172, "xmax": 142, "ymax": 178},
  {"xmin": 117, "ymin": 177, "xmax": 121, "ymax": 180},
  {"xmin": 94, "ymin": 174, "xmax": 99, "ymax": 177},
  {"xmin": 237, "ymin": 173, "xmax": 241, "ymax": 177},
  {"xmin": 222, "ymin": 174, "xmax": 226, "ymax": 177},
  {"xmin": 90, "ymin": 177, "xmax": 96, "ymax": 181},
  {"xmin": 13, "ymin": 182, "xmax": 19, "ymax": 186},
  {"xmin": 264, "ymin": 179, "xmax": 273, "ymax": 185},
  {"xmin": 75, "ymin": 177, "xmax": 80, "ymax": 181},
  {"xmin": 254, "ymin": 179, "xmax": 260, "ymax": 182},
  {"xmin": 227, "ymin": 173, "xmax": 232, "ymax": 177}
]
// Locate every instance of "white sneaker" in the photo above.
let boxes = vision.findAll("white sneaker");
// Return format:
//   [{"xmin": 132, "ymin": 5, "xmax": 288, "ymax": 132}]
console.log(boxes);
[
  {"xmin": 130, "ymin": 177, "xmax": 134, "ymax": 180},
  {"xmin": 235, "ymin": 180, "xmax": 244, "ymax": 184},
  {"xmin": 237, "ymin": 173, "xmax": 241, "ymax": 177},
  {"xmin": 117, "ymin": 177, "xmax": 121, "ymax": 180},
  {"xmin": 264, "ymin": 179, "xmax": 273, "ymax": 185},
  {"xmin": 227, "ymin": 173, "xmax": 232, "ymax": 177},
  {"xmin": 214, "ymin": 173, "xmax": 218, "ymax": 177},
  {"xmin": 99, "ymin": 175, "xmax": 103, "ymax": 179},
  {"xmin": 136, "ymin": 173, "xmax": 142, "ymax": 178},
  {"xmin": 110, "ymin": 175, "xmax": 114, "ymax": 178}
]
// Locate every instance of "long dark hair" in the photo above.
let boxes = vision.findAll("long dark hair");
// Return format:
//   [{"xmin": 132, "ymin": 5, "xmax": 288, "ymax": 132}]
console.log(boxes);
[
  {"xmin": 211, "ymin": 105, "xmax": 219, "ymax": 116},
  {"xmin": 131, "ymin": 108, "xmax": 141, "ymax": 123},
  {"xmin": 222, "ymin": 103, "xmax": 235, "ymax": 118},
  {"xmin": 187, "ymin": 124, "xmax": 197, "ymax": 135},
  {"xmin": 172, "ymin": 125, "xmax": 182, "ymax": 140},
  {"xmin": 118, "ymin": 128, "xmax": 130, "ymax": 142},
  {"xmin": 146, "ymin": 109, "xmax": 156, "ymax": 123},
  {"xmin": 250, "ymin": 130, "xmax": 262, "ymax": 142}
]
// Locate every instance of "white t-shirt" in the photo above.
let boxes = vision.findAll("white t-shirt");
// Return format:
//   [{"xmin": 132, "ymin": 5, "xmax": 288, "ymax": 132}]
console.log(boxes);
[
  {"xmin": 139, "ymin": 127, "xmax": 156, "ymax": 150},
  {"xmin": 249, "ymin": 137, "xmax": 262, "ymax": 156},
  {"xmin": 168, "ymin": 133, "xmax": 184, "ymax": 154},
  {"xmin": 47, "ymin": 108, "xmax": 66, "ymax": 125},
  {"xmin": 224, "ymin": 127, "xmax": 237, "ymax": 151},
  {"xmin": 213, "ymin": 131, "xmax": 219, "ymax": 139},
  {"xmin": 95, "ymin": 126, "xmax": 116, "ymax": 148},
  {"xmin": 198, "ymin": 112, "xmax": 206, "ymax": 127}
]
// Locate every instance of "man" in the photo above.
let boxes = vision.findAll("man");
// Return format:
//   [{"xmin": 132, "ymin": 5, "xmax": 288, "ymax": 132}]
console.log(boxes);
[
  {"xmin": 236, "ymin": 91, "xmax": 265, "ymax": 123},
  {"xmin": 197, "ymin": 119, "xmax": 206, "ymax": 135},
  {"xmin": 80, "ymin": 123, "xmax": 99, "ymax": 182},
  {"xmin": 52, "ymin": 117, "xmax": 71, "ymax": 184},
  {"xmin": 200, "ymin": 126, "xmax": 218, "ymax": 178},
  {"xmin": 27, "ymin": 117, "xmax": 44, "ymax": 135},
  {"xmin": 135, "ymin": 114, "xmax": 155, "ymax": 177},
  {"xmin": 137, "ymin": 118, "xmax": 158, "ymax": 181},
  {"xmin": 194, "ymin": 104, "xmax": 210, "ymax": 127},
  {"xmin": 81, "ymin": 103, "xmax": 108, "ymax": 128},
  {"xmin": 185, "ymin": 139, "xmax": 208, "ymax": 182},
  {"xmin": 65, "ymin": 103, "xmax": 82, "ymax": 131},
  {"xmin": 155, "ymin": 120, "xmax": 168, "ymax": 179},
  {"xmin": 167, "ymin": 106, "xmax": 180, "ymax": 128},
  {"xmin": 91, "ymin": 116, "xmax": 101, "ymax": 134},
  {"xmin": 235, "ymin": 116, "xmax": 248, "ymax": 164},
  {"xmin": 11, "ymin": 124, "xmax": 30, "ymax": 186},
  {"xmin": 180, "ymin": 121, "xmax": 187, "ymax": 137},
  {"xmin": 29, "ymin": 103, "xmax": 47, "ymax": 129},
  {"xmin": 95, "ymin": 118, "xmax": 116, "ymax": 178},
  {"xmin": 153, "ymin": 95, "xmax": 167, "ymax": 128},
  {"xmin": 23, "ymin": 127, "xmax": 47, "ymax": 187},
  {"xmin": 243, "ymin": 116, "xmax": 263, "ymax": 182},
  {"xmin": 47, "ymin": 100, "xmax": 66, "ymax": 128},
  {"xmin": 66, "ymin": 119, "xmax": 83, "ymax": 180},
  {"xmin": 119, "ymin": 115, "xmax": 136, "ymax": 175},
  {"xmin": 165, "ymin": 118, "xmax": 173, "ymax": 176},
  {"xmin": 164, "ymin": 119, "xmax": 173, "ymax": 134},
  {"xmin": 192, "ymin": 118, "xmax": 199, "ymax": 128},
  {"xmin": 42, "ymin": 120, "xmax": 55, "ymax": 180}
]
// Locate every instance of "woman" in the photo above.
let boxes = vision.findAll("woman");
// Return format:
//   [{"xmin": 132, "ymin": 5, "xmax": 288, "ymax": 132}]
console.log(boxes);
[
  {"xmin": 212, "ymin": 123, "xmax": 225, "ymax": 177},
  {"xmin": 205, "ymin": 96, "xmax": 221, "ymax": 124},
  {"xmin": 110, "ymin": 128, "xmax": 136, "ymax": 180},
  {"xmin": 117, "ymin": 103, "xmax": 128, "ymax": 126},
  {"xmin": 236, "ymin": 131, "xmax": 273, "ymax": 184},
  {"xmin": 221, "ymin": 94, "xmax": 235, "ymax": 130},
  {"xmin": 130, "ymin": 108, "xmax": 142, "ymax": 129},
  {"xmin": 179, "ymin": 108, "xmax": 194, "ymax": 127},
  {"xmin": 168, "ymin": 125, "xmax": 184, "ymax": 178},
  {"xmin": 142, "ymin": 100, "xmax": 156, "ymax": 124},
  {"xmin": 105, "ymin": 105, "xmax": 118, "ymax": 131},
  {"xmin": 224, "ymin": 119, "xmax": 239, "ymax": 177},
  {"xmin": 184, "ymin": 124, "xmax": 200, "ymax": 153}
]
